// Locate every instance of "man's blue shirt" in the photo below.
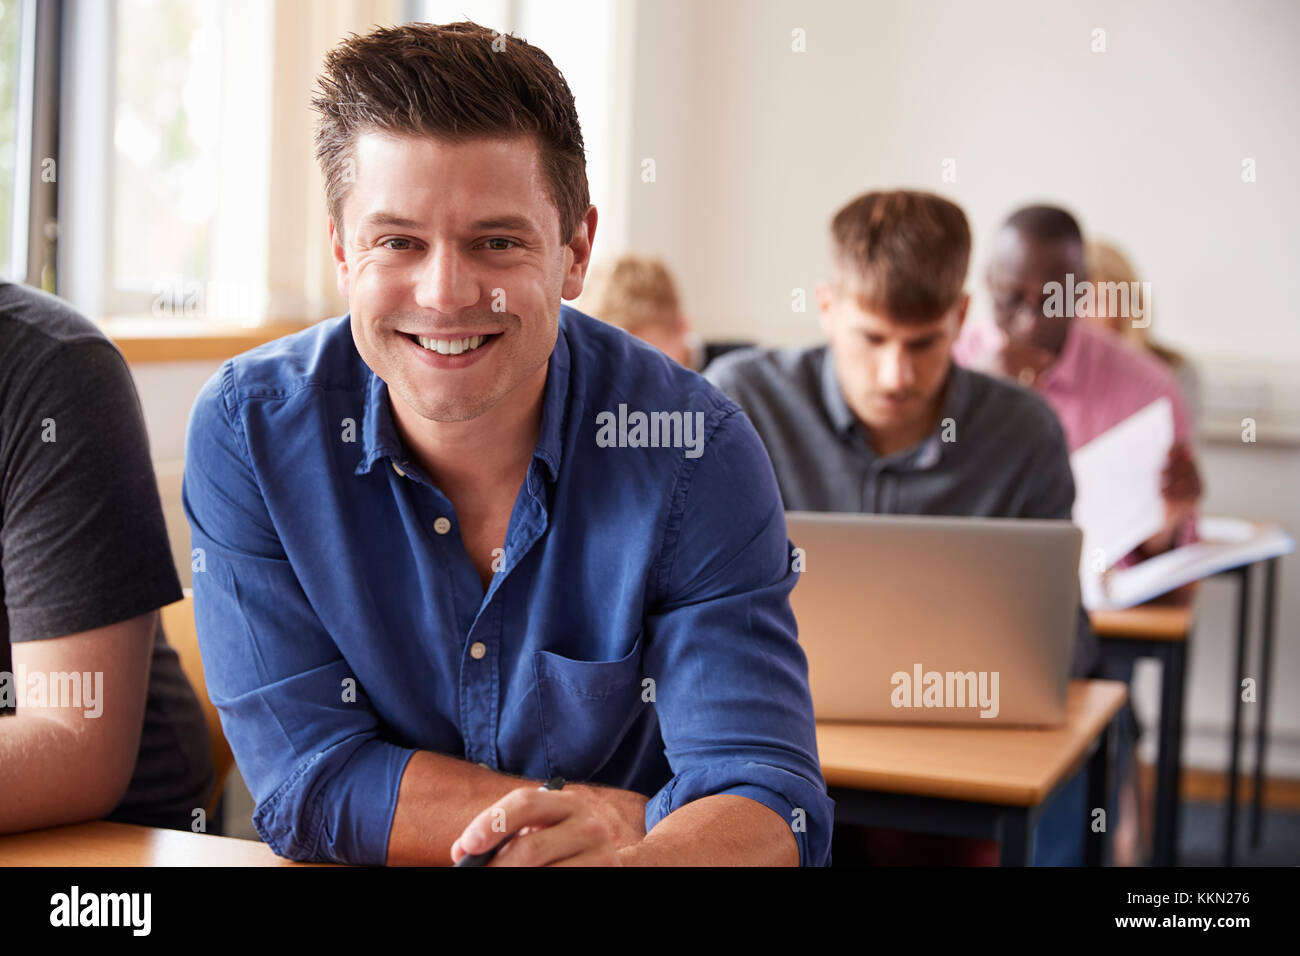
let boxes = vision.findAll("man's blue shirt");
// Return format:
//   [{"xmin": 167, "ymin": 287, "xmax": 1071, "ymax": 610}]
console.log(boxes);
[{"xmin": 183, "ymin": 306, "xmax": 832, "ymax": 865}]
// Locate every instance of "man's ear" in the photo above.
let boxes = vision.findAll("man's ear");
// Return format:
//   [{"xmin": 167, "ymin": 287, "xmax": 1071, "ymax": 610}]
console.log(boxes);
[
  {"xmin": 561, "ymin": 205, "xmax": 599, "ymax": 301},
  {"xmin": 816, "ymin": 281, "xmax": 835, "ymax": 337},
  {"xmin": 953, "ymin": 291, "xmax": 970, "ymax": 334},
  {"xmin": 329, "ymin": 217, "xmax": 350, "ymax": 299}
]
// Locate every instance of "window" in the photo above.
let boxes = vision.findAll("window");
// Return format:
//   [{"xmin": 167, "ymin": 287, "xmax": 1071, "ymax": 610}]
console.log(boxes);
[
  {"xmin": 112, "ymin": 0, "xmax": 271, "ymax": 321},
  {"xmin": 63, "ymin": 0, "xmax": 272, "ymax": 323},
  {"xmin": 0, "ymin": 0, "xmax": 23, "ymax": 277},
  {"xmin": 113, "ymin": 0, "xmax": 224, "ymax": 300}
]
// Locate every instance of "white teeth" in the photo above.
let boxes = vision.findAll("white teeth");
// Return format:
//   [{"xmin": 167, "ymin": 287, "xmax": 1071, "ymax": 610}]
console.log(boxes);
[{"xmin": 416, "ymin": 334, "xmax": 488, "ymax": 355}]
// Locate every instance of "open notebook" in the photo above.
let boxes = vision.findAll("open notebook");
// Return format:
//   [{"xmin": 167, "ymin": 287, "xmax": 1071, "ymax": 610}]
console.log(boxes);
[
  {"xmin": 1081, "ymin": 516, "xmax": 1294, "ymax": 611},
  {"xmin": 1070, "ymin": 397, "xmax": 1294, "ymax": 609}
]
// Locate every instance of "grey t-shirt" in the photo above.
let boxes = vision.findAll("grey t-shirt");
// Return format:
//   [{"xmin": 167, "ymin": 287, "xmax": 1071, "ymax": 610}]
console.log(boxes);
[
  {"xmin": 0, "ymin": 280, "xmax": 214, "ymax": 827},
  {"xmin": 705, "ymin": 344, "xmax": 1098, "ymax": 678}
]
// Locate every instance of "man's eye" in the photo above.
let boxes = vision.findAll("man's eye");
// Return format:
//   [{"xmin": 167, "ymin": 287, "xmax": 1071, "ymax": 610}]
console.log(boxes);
[
  {"xmin": 382, "ymin": 238, "xmax": 414, "ymax": 251},
  {"xmin": 482, "ymin": 238, "xmax": 518, "ymax": 251}
]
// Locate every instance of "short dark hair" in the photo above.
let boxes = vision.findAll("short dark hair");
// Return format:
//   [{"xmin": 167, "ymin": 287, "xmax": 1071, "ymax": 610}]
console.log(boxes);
[
  {"xmin": 1002, "ymin": 204, "xmax": 1084, "ymax": 245},
  {"xmin": 312, "ymin": 21, "xmax": 589, "ymax": 243},
  {"xmin": 829, "ymin": 190, "xmax": 971, "ymax": 323}
]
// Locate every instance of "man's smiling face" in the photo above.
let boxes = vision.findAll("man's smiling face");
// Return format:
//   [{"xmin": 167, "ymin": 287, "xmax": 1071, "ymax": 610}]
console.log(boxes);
[{"xmin": 332, "ymin": 131, "xmax": 590, "ymax": 423}]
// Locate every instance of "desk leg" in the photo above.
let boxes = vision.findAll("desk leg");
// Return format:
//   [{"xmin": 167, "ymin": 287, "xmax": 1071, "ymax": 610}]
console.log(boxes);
[
  {"xmin": 1153, "ymin": 640, "xmax": 1188, "ymax": 867},
  {"xmin": 1251, "ymin": 558, "xmax": 1278, "ymax": 848},
  {"xmin": 1087, "ymin": 719, "xmax": 1115, "ymax": 867},
  {"xmin": 997, "ymin": 809, "xmax": 1032, "ymax": 867},
  {"xmin": 1225, "ymin": 564, "xmax": 1251, "ymax": 867}
]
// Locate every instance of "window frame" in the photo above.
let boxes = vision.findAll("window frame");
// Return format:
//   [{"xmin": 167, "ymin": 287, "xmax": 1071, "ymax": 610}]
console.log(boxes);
[{"xmin": 3, "ymin": 0, "xmax": 59, "ymax": 286}]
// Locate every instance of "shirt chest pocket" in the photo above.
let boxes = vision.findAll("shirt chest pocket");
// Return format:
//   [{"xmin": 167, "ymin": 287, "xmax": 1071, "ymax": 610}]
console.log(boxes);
[{"xmin": 532, "ymin": 633, "xmax": 648, "ymax": 782}]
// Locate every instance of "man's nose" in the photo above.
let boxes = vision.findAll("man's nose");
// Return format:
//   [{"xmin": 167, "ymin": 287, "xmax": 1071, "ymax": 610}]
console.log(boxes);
[
  {"xmin": 878, "ymin": 347, "xmax": 915, "ymax": 390},
  {"xmin": 413, "ymin": 245, "xmax": 480, "ymax": 314},
  {"xmin": 1009, "ymin": 300, "xmax": 1039, "ymax": 339}
]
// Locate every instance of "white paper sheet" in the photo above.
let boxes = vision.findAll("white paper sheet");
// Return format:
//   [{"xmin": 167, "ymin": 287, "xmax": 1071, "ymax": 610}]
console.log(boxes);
[{"xmin": 1070, "ymin": 397, "xmax": 1174, "ymax": 581}]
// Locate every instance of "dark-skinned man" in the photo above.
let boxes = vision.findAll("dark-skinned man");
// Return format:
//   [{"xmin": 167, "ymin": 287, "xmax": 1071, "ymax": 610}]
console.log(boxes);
[{"xmin": 955, "ymin": 204, "xmax": 1203, "ymax": 865}]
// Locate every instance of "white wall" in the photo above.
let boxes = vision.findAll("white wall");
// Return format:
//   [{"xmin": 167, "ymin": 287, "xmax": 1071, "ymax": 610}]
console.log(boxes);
[
  {"xmin": 134, "ymin": 362, "xmax": 222, "ymax": 591},
  {"xmin": 617, "ymin": 0, "xmax": 1300, "ymax": 366},
  {"xmin": 1138, "ymin": 438, "xmax": 1300, "ymax": 778}
]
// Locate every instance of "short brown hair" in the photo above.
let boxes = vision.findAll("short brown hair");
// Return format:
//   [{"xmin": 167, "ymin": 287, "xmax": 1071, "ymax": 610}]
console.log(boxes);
[
  {"xmin": 312, "ymin": 21, "xmax": 589, "ymax": 242},
  {"xmin": 583, "ymin": 254, "xmax": 681, "ymax": 331},
  {"xmin": 830, "ymin": 190, "xmax": 971, "ymax": 322}
]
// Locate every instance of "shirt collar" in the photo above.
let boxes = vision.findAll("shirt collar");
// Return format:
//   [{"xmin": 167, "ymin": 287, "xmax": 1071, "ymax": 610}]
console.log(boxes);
[
  {"xmin": 1036, "ymin": 317, "xmax": 1083, "ymax": 392},
  {"xmin": 355, "ymin": 312, "xmax": 572, "ymax": 484},
  {"xmin": 819, "ymin": 347, "xmax": 971, "ymax": 471},
  {"xmin": 532, "ymin": 314, "xmax": 572, "ymax": 483},
  {"xmin": 819, "ymin": 348, "xmax": 858, "ymax": 439},
  {"xmin": 356, "ymin": 363, "xmax": 404, "ymax": 476}
]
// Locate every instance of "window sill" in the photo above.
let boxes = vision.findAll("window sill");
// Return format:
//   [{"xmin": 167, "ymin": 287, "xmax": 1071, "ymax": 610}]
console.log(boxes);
[{"xmin": 99, "ymin": 317, "xmax": 316, "ymax": 363}]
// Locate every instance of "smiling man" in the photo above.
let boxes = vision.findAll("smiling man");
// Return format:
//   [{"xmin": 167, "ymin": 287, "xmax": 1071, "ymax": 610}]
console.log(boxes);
[{"xmin": 182, "ymin": 21, "xmax": 830, "ymax": 866}]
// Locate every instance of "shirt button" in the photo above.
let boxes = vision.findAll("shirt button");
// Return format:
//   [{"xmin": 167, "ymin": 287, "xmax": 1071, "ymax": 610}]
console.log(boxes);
[
  {"xmin": 433, "ymin": 516, "xmax": 451, "ymax": 534},
  {"xmin": 469, "ymin": 641, "xmax": 487, "ymax": 660}
]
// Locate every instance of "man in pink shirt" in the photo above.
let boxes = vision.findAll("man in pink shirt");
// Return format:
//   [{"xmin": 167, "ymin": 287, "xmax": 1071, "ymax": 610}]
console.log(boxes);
[
  {"xmin": 957, "ymin": 205, "xmax": 1202, "ymax": 564},
  {"xmin": 957, "ymin": 204, "xmax": 1201, "ymax": 865}
]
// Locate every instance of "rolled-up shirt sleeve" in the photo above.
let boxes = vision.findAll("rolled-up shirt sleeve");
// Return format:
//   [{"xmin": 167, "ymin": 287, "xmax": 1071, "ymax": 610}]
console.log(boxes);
[
  {"xmin": 183, "ymin": 363, "xmax": 414, "ymax": 864},
  {"xmin": 641, "ymin": 405, "xmax": 833, "ymax": 866}
]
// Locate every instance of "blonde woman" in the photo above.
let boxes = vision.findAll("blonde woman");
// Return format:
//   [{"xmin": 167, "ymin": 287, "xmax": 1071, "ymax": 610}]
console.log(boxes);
[
  {"xmin": 1084, "ymin": 239, "xmax": 1204, "ymax": 865},
  {"xmin": 580, "ymin": 254, "xmax": 704, "ymax": 369},
  {"xmin": 1084, "ymin": 240, "xmax": 1201, "ymax": 427}
]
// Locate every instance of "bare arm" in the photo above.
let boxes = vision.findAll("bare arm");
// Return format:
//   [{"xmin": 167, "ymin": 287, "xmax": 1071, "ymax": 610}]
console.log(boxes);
[
  {"xmin": 448, "ymin": 787, "xmax": 799, "ymax": 867},
  {"xmin": 0, "ymin": 612, "xmax": 155, "ymax": 833},
  {"xmin": 619, "ymin": 794, "xmax": 798, "ymax": 866},
  {"xmin": 385, "ymin": 749, "xmax": 649, "ymax": 866},
  {"xmin": 1135, "ymin": 442, "xmax": 1202, "ymax": 558}
]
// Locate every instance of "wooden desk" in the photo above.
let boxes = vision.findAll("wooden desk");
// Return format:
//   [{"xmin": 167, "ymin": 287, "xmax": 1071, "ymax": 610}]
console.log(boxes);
[
  {"xmin": 0, "ymin": 821, "xmax": 326, "ymax": 866},
  {"xmin": 1092, "ymin": 604, "xmax": 1194, "ymax": 867},
  {"xmin": 818, "ymin": 680, "xmax": 1128, "ymax": 866},
  {"xmin": 1090, "ymin": 605, "xmax": 1193, "ymax": 641}
]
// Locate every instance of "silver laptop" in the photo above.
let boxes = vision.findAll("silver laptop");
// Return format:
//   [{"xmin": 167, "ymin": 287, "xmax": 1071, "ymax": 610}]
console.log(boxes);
[{"xmin": 786, "ymin": 512, "xmax": 1081, "ymax": 727}]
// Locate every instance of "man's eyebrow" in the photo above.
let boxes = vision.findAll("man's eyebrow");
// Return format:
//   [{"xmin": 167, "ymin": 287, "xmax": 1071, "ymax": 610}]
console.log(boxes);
[
  {"xmin": 469, "ymin": 215, "xmax": 539, "ymax": 233},
  {"xmin": 359, "ymin": 212, "xmax": 424, "ymax": 230},
  {"xmin": 357, "ymin": 212, "xmax": 541, "ymax": 234}
]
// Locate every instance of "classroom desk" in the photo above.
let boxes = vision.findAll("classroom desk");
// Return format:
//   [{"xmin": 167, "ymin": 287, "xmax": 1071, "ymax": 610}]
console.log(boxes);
[
  {"xmin": 817, "ymin": 680, "xmax": 1128, "ymax": 866},
  {"xmin": 0, "ymin": 821, "xmax": 325, "ymax": 866},
  {"xmin": 1091, "ymin": 604, "xmax": 1193, "ymax": 868}
]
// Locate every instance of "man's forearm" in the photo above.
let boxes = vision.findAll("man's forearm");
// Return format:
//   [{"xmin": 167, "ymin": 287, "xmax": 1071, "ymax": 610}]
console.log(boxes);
[
  {"xmin": 1137, "ymin": 513, "xmax": 1193, "ymax": 559},
  {"xmin": 617, "ymin": 794, "xmax": 800, "ymax": 866},
  {"xmin": 385, "ymin": 751, "xmax": 648, "ymax": 865}
]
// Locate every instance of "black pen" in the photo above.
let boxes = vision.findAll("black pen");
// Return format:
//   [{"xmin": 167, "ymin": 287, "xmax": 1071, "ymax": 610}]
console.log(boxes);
[{"xmin": 453, "ymin": 775, "xmax": 565, "ymax": 867}]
